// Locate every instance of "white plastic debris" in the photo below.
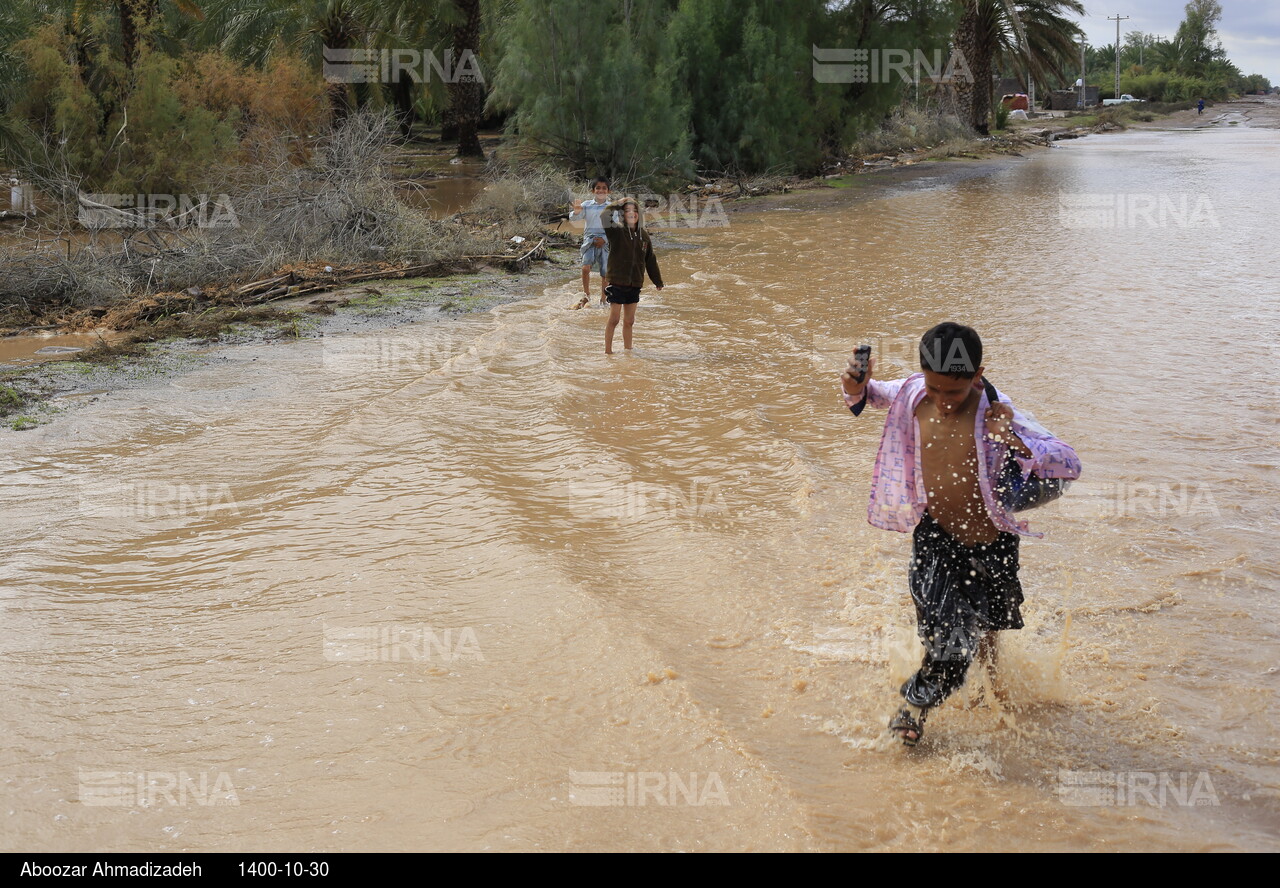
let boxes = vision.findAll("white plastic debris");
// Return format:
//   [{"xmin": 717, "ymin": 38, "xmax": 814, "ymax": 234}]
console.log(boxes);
[
  {"xmin": 510, "ymin": 235, "xmax": 526, "ymax": 244},
  {"xmin": 324, "ymin": 266, "xmax": 334, "ymax": 273}
]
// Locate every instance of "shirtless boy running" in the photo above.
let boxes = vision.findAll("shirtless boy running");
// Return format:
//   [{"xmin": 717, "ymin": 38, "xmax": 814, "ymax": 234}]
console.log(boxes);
[{"xmin": 839, "ymin": 323, "xmax": 1081, "ymax": 746}]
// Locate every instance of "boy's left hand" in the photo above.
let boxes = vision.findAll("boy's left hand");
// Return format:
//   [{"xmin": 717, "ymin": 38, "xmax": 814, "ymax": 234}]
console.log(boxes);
[{"xmin": 984, "ymin": 402, "xmax": 1015, "ymax": 443}]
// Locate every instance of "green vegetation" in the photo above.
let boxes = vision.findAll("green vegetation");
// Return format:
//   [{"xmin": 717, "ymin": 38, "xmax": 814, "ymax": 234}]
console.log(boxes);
[
  {"xmin": 0, "ymin": 379, "xmax": 46, "ymax": 431},
  {"xmin": 0, "ymin": 0, "xmax": 1075, "ymax": 186},
  {"xmin": 0, "ymin": 383, "xmax": 23, "ymax": 415},
  {"xmin": 1085, "ymin": 1, "xmax": 1270, "ymax": 102},
  {"xmin": 2, "ymin": 1, "xmax": 1268, "ymax": 187}
]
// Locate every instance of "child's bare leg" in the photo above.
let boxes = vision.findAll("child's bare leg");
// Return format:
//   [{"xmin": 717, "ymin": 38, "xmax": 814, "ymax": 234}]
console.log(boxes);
[
  {"xmin": 605, "ymin": 303, "xmax": 622, "ymax": 354},
  {"xmin": 622, "ymin": 303, "xmax": 637, "ymax": 350},
  {"xmin": 976, "ymin": 632, "xmax": 1009, "ymax": 704},
  {"xmin": 581, "ymin": 266, "xmax": 591, "ymax": 297},
  {"xmin": 599, "ymin": 277, "xmax": 609, "ymax": 305}
]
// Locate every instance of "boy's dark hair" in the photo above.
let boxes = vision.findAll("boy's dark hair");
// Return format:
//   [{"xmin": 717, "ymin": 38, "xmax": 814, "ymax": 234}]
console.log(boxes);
[
  {"xmin": 919, "ymin": 322, "xmax": 982, "ymax": 379},
  {"xmin": 591, "ymin": 177, "xmax": 609, "ymax": 189}
]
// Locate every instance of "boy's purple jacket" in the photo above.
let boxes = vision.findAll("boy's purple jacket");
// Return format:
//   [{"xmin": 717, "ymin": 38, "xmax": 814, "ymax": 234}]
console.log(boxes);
[{"xmin": 844, "ymin": 373, "xmax": 1082, "ymax": 538}]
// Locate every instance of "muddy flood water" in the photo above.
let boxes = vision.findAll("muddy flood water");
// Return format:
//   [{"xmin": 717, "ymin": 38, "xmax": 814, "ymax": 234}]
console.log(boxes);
[{"xmin": 2, "ymin": 121, "xmax": 1277, "ymax": 852}]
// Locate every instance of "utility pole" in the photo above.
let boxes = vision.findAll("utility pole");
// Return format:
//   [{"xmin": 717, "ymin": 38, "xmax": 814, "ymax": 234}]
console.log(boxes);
[{"xmin": 1109, "ymin": 14, "xmax": 1129, "ymax": 99}]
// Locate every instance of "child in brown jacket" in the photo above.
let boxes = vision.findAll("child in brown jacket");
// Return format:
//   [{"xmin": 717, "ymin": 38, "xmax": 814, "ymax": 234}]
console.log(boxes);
[{"xmin": 601, "ymin": 198, "xmax": 663, "ymax": 354}]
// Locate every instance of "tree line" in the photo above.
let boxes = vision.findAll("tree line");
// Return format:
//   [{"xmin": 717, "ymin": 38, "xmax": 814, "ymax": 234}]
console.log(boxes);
[
  {"xmin": 1084, "ymin": 1, "xmax": 1269, "ymax": 102},
  {"xmin": 0, "ymin": 0, "xmax": 1269, "ymax": 193}
]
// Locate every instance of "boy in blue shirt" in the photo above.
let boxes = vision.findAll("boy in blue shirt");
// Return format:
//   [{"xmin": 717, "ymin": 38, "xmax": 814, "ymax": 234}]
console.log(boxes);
[{"xmin": 569, "ymin": 178, "xmax": 613, "ymax": 303}]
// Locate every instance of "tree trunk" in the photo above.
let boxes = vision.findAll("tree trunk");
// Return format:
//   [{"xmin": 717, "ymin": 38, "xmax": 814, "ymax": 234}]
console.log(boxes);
[
  {"xmin": 118, "ymin": 0, "xmax": 158, "ymax": 69},
  {"xmin": 440, "ymin": 106, "xmax": 458, "ymax": 143},
  {"xmin": 972, "ymin": 6, "xmax": 996, "ymax": 137},
  {"xmin": 953, "ymin": 2, "xmax": 982, "ymax": 134},
  {"xmin": 327, "ymin": 83, "xmax": 353, "ymax": 122},
  {"xmin": 389, "ymin": 76, "xmax": 416, "ymax": 137},
  {"xmin": 972, "ymin": 48, "xmax": 992, "ymax": 136},
  {"xmin": 446, "ymin": 0, "xmax": 486, "ymax": 158}
]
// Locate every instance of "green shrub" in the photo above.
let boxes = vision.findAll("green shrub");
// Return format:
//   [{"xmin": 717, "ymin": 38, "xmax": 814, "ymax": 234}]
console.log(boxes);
[
  {"xmin": 7, "ymin": 22, "xmax": 328, "ymax": 194},
  {"xmin": 0, "ymin": 384, "xmax": 23, "ymax": 416}
]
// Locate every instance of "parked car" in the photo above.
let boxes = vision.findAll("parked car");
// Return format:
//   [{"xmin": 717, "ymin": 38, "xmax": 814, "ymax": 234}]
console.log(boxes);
[{"xmin": 1103, "ymin": 94, "xmax": 1144, "ymax": 105}]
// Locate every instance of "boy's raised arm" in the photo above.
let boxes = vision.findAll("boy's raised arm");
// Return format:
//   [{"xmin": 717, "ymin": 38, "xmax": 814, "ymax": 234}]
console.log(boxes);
[{"xmin": 839, "ymin": 354, "xmax": 904, "ymax": 415}]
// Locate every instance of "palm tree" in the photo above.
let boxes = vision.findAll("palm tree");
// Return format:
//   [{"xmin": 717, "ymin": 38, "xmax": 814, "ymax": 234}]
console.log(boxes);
[
  {"xmin": 954, "ymin": 0, "xmax": 1083, "ymax": 134},
  {"xmin": 445, "ymin": 0, "xmax": 485, "ymax": 156},
  {"xmin": 372, "ymin": 0, "xmax": 488, "ymax": 154},
  {"xmin": 196, "ymin": 0, "xmax": 485, "ymax": 148},
  {"xmin": 195, "ymin": 0, "xmax": 382, "ymax": 68},
  {"xmin": 197, "ymin": 0, "xmax": 411, "ymax": 120},
  {"xmin": 68, "ymin": 1, "xmax": 206, "ymax": 69},
  {"xmin": 995, "ymin": 0, "xmax": 1084, "ymax": 103}
]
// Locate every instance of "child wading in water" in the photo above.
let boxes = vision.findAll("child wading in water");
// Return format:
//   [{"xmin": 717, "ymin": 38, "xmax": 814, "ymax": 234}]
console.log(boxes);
[
  {"xmin": 839, "ymin": 323, "xmax": 1081, "ymax": 746},
  {"xmin": 601, "ymin": 198, "xmax": 663, "ymax": 354},
  {"xmin": 569, "ymin": 178, "xmax": 613, "ymax": 303}
]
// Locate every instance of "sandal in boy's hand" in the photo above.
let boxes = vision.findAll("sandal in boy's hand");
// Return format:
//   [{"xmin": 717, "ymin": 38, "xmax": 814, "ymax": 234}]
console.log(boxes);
[{"xmin": 840, "ymin": 352, "xmax": 876, "ymax": 397}]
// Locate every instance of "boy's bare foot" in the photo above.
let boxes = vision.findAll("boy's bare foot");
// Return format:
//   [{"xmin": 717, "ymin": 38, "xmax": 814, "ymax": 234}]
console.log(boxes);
[{"xmin": 605, "ymin": 349, "xmax": 614, "ymax": 355}]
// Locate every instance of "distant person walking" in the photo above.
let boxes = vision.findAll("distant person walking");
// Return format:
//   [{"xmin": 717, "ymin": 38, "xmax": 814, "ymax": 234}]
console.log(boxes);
[{"xmin": 1198, "ymin": 98, "xmax": 1206, "ymax": 115}]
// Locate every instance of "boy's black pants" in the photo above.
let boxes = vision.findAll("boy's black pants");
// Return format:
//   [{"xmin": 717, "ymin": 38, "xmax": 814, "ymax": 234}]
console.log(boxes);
[{"xmin": 901, "ymin": 512, "xmax": 1024, "ymax": 709}]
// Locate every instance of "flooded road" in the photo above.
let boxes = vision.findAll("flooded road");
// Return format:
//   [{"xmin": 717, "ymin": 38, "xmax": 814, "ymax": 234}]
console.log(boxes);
[{"xmin": 2, "ymin": 121, "xmax": 1277, "ymax": 851}]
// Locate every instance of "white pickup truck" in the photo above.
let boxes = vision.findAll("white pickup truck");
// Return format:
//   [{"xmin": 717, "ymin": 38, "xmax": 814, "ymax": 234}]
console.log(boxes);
[{"xmin": 1103, "ymin": 94, "xmax": 1144, "ymax": 105}]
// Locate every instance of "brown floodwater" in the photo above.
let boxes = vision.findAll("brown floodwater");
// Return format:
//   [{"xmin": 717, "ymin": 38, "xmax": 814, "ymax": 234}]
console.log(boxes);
[
  {"xmin": 0, "ymin": 333, "xmax": 115, "ymax": 366},
  {"xmin": 1, "ymin": 122, "xmax": 1277, "ymax": 852},
  {"xmin": 397, "ymin": 157, "xmax": 490, "ymax": 218}
]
